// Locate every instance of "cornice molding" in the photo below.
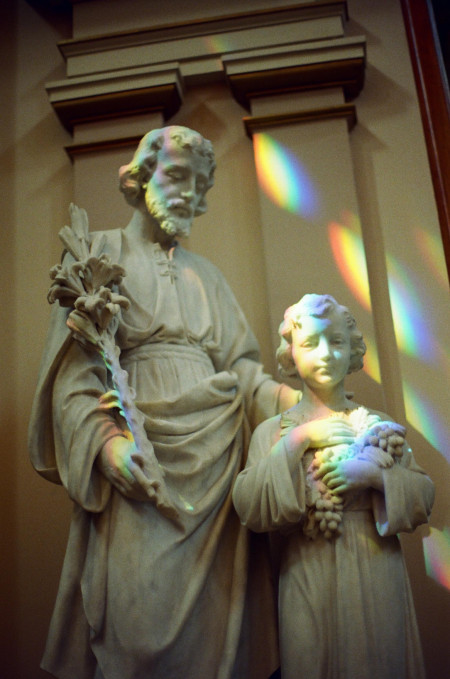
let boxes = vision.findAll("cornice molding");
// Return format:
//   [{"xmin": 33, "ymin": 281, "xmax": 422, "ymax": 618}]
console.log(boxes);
[
  {"xmin": 224, "ymin": 37, "xmax": 365, "ymax": 109},
  {"xmin": 44, "ymin": 1, "xmax": 366, "ymax": 134},
  {"xmin": 58, "ymin": 2, "xmax": 348, "ymax": 62},
  {"xmin": 46, "ymin": 65, "xmax": 183, "ymax": 132},
  {"xmin": 243, "ymin": 104, "xmax": 357, "ymax": 137},
  {"xmin": 65, "ymin": 134, "xmax": 144, "ymax": 159}
]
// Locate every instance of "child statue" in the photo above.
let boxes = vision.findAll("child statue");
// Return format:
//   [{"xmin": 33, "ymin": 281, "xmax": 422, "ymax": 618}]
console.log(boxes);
[{"xmin": 232, "ymin": 293, "xmax": 435, "ymax": 679}]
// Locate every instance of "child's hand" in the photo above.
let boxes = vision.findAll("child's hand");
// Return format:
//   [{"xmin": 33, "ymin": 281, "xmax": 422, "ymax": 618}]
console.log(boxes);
[
  {"xmin": 300, "ymin": 418, "xmax": 356, "ymax": 449},
  {"xmin": 280, "ymin": 418, "xmax": 356, "ymax": 471},
  {"xmin": 315, "ymin": 458, "xmax": 383, "ymax": 494}
]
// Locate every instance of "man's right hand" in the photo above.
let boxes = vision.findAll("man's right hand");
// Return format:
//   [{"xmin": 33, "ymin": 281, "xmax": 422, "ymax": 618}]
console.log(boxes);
[{"xmin": 97, "ymin": 435, "xmax": 153, "ymax": 501}]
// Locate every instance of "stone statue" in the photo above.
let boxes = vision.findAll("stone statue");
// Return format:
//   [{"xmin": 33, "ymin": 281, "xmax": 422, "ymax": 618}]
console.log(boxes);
[
  {"xmin": 232, "ymin": 293, "xmax": 435, "ymax": 679},
  {"xmin": 28, "ymin": 126, "xmax": 299, "ymax": 679}
]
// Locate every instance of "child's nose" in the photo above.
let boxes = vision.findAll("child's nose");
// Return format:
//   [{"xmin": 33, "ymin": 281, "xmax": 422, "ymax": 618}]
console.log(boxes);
[{"xmin": 317, "ymin": 338, "xmax": 332, "ymax": 358}]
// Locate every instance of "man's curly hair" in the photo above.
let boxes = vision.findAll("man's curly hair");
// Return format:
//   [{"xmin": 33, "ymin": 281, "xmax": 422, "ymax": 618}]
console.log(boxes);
[{"xmin": 118, "ymin": 126, "xmax": 216, "ymax": 213}]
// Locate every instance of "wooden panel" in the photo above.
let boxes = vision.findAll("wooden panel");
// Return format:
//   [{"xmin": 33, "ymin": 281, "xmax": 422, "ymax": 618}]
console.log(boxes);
[{"xmin": 401, "ymin": 0, "xmax": 450, "ymax": 283}]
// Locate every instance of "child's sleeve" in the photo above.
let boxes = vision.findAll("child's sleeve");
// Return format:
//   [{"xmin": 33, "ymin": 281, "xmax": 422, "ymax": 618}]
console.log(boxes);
[
  {"xmin": 371, "ymin": 443, "xmax": 435, "ymax": 536},
  {"xmin": 232, "ymin": 417, "xmax": 307, "ymax": 532}
]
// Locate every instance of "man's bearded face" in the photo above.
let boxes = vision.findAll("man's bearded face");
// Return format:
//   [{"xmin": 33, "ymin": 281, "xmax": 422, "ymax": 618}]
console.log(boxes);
[
  {"xmin": 145, "ymin": 192, "xmax": 193, "ymax": 238},
  {"xmin": 144, "ymin": 139, "xmax": 211, "ymax": 239}
]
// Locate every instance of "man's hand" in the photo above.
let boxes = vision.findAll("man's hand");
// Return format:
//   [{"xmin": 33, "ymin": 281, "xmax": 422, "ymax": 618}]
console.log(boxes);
[{"xmin": 97, "ymin": 435, "xmax": 152, "ymax": 501}]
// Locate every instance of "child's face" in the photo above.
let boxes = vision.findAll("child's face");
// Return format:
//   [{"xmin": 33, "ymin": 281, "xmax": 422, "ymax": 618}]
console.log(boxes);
[{"xmin": 291, "ymin": 312, "xmax": 351, "ymax": 391}]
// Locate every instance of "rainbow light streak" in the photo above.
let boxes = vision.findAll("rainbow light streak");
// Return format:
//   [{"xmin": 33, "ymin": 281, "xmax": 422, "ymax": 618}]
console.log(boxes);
[
  {"xmin": 327, "ymin": 216, "xmax": 371, "ymax": 312},
  {"xmin": 361, "ymin": 335, "xmax": 381, "ymax": 383},
  {"xmin": 423, "ymin": 527, "xmax": 450, "ymax": 591},
  {"xmin": 414, "ymin": 227, "xmax": 449, "ymax": 290},
  {"xmin": 202, "ymin": 35, "xmax": 230, "ymax": 54},
  {"xmin": 253, "ymin": 133, "xmax": 318, "ymax": 218},
  {"xmin": 402, "ymin": 380, "xmax": 449, "ymax": 456},
  {"xmin": 387, "ymin": 256, "xmax": 438, "ymax": 361}
]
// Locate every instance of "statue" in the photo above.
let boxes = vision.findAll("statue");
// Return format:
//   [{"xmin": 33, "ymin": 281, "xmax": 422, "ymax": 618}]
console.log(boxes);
[
  {"xmin": 232, "ymin": 294, "xmax": 435, "ymax": 679},
  {"xmin": 28, "ymin": 126, "xmax": 299, "ymax": 679}
]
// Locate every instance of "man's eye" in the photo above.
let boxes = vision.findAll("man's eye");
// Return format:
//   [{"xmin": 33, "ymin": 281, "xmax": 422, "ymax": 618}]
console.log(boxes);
[{"xmin": 167, "ymin": 170, "xmax": 183, "ymax": 180}]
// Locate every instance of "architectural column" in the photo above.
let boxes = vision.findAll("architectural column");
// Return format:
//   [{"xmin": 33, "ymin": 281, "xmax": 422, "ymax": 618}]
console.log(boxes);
[{"xmin": 224, "ymin": 37, "xmax": 384, "ymax": 404}]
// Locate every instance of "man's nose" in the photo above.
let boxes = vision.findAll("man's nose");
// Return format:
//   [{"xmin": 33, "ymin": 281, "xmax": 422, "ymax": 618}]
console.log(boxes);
[
  {"xmin": 181, "ymin": 189, "xmax": 194, "ymax": 202},
  {"xmin": 180, "ymin": 177, "xmax": 195, "ymax": 200}
]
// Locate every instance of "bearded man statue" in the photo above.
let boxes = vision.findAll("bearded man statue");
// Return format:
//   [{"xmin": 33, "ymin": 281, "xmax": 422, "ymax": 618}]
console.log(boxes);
[{"xmin": 29, "ymin": 126, "xmax": 299, "ymax": 679}]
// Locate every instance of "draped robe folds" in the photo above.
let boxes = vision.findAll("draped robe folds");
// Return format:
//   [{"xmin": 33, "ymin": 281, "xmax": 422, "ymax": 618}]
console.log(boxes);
[
  {"xmin": 29, "ymin": 229, "xmax": 285, "ymax": 679},
  {"xmin": 232, "ymin": 413, "xmax": 435, "ymax": 679}
]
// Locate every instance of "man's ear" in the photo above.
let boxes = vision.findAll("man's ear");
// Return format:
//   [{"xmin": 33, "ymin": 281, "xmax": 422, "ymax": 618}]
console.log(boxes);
[{"xmin": 119, "ymin": 165, "xmax": 143, "ymax": 206}]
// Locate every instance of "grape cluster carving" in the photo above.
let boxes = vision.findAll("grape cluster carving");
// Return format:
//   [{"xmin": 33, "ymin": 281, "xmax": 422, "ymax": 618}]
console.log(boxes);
[{"xmin": 302, "ymin": 412, "xmax": 406, "ymax": 540}]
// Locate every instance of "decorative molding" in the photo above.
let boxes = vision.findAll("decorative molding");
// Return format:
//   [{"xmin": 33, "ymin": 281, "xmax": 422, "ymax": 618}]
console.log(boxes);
[
  {"xmin": 225, "ymin": 48, "xmax": 365, "ymax": 110},
  {"xmin": 58, "ymin": 2, "xmax": 348, "ymax": 66},
  {"xmin": 44, "ymin": 1, "xmax": 366, "ymax": 138},
  {"xmin": 243, "ymin": 104, "xmax": 357, "ymax": 137},
  {"xmin": 59, "ymin": 12, "xmax": 348, "ymax": 82},
  {"xmin": 65, "ymin": 135, "xmax": 145, "ymax": 160},
  {"xmin": 46, "ymin": 65, "xmax": 183, "ymax": 132}
]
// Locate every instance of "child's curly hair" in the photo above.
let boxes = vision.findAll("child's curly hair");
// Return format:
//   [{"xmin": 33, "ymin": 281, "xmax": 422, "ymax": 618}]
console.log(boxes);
[{"xmin": 276, "ymin": 293, "xmax": 366, "ymax": 378}]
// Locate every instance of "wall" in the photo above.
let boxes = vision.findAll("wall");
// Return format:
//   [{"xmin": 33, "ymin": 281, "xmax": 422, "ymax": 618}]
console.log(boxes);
[
  {"xmin": 0, "ymin": 2, "xmax": 73, "ymax": 677},
  {"xmin": 1, "ymin": 0, "xmax": 448, "ymax": 677},
  {"xmin": 347, "ymin": 3, "xmax": 450, "ymax": 675}
]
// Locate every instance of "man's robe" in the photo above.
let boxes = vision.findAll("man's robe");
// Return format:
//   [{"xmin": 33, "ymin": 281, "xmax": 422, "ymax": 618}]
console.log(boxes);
[{"xmin": 29, "ymin": 229, "xmax": 287, "ymax": 679}]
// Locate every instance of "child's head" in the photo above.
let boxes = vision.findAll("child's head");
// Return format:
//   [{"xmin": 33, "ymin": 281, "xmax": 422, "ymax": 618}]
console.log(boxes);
[{"xmin": 276, "ymin": 294, "xmax": 366, "ymax": 379}]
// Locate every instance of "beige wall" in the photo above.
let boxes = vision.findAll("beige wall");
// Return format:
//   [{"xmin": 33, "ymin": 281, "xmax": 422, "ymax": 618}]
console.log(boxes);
[
  {"xmin": 1, "ymin": 3, "xmax": 74, "ymax": 678},
  {"xmin": 347, "ymin": 5, "xmax": 450, "ymax": 675},
  {"xmin": 1, "ymin": 1, "xmax": 448, "ymax": 677}
]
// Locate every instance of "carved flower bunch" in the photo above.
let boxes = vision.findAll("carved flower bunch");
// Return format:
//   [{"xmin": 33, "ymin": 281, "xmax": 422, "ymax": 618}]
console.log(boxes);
[
  {"xmin": 47, "ymin": 204, "xmax": 130, "ymax": 347},
  {"xmin": 303, "ymin": 408, "xmax": 406, "ymax": 540},
  {"xmin": 46, "ymin": 204, "xmax": 179, "ymax": 518}
]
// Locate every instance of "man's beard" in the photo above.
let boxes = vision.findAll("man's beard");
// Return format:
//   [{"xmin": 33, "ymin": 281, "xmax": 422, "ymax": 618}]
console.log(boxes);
[{"xmin": 145, "ymin": 194, "xmax": 193, "ymax": 239}]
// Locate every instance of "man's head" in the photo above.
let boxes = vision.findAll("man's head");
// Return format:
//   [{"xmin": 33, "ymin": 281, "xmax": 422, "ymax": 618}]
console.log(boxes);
[{"xmin": 119, "ymin": 126, "xmax": 216, "ymax": 238}]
